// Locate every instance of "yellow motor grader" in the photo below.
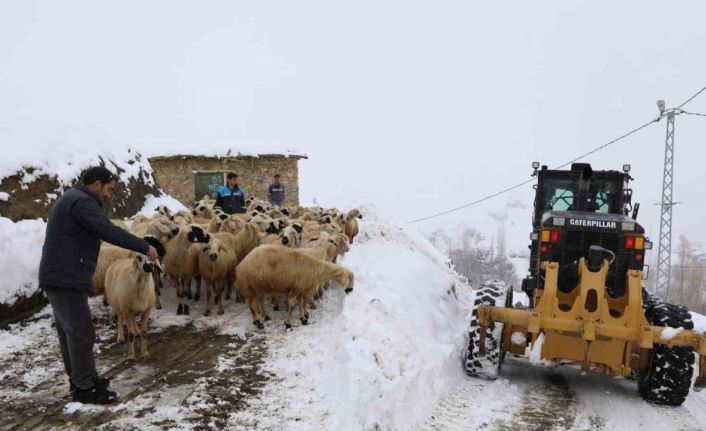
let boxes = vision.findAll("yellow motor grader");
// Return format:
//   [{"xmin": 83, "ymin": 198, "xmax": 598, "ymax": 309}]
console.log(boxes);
[{"xmin": 462, "ymin": 163, "xmax": 706, "ymax": 406}]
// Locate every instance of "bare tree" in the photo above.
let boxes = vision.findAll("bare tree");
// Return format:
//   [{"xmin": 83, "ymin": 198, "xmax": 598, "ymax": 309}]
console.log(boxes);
[
  {"xmin": 432, "ymin": 226, "xmax": 519, "ymax": 288},
  {"xmin": 669, "ymin": 235, "xmax": 706, "ymax": 312}
]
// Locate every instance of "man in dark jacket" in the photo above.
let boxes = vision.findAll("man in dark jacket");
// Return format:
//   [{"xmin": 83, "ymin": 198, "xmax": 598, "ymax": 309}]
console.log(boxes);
[
  {"xmin": 39, "ymin": 166, "xmax": 159, "ymax": 405},
  {"xmin": 214, "ymin": 172, "xmax": 246, "ymax": 214},
  {"xmin": 267, "ymin": 173, "xmax": 285, "ymax": 207}
]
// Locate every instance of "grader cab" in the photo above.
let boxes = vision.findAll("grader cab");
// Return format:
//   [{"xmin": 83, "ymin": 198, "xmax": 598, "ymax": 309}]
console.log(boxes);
[{"xmin": 462, "ymin": 163, "xmax": 706, "ymax": 406}]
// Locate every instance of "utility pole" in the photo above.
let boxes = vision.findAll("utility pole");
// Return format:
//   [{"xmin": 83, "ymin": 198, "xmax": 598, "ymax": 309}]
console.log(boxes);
[{"xmin": 656, "ymin": 100, "xmax": 676, "ymax": 300}]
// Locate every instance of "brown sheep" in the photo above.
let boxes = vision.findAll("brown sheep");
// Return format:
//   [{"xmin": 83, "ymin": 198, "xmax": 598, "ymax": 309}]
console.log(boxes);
[
  {"xmin": 131, "ymin": 216, "xmax": 180, "ymax": 244},
  {"xmin": 235, "ymin": 245, "xmax": 354, "ymax": 329},
  {"xmin": 164, "ymin": 225, "xmax": 211, "ymax": 315},
  {"xmin": 344, "ymin": 209, "xmax": 363, "ymax": 243},
  {"xmin": 109, "ymin": 219, "xmax": 130, "ymax": 231},
  {"xmin": 208, "ymin": 213, "xmax": 229, "ymax": 233},
  {"xmin": 219, "ymin": 215, "xmax": 247, "ymax": 234},
  {"xmin": 196, "ymin": 237, "xmax": 238, "ymax": 316},
  {"xmin": 104, "ymin": 253, "xmax": 157, "ymax": 361}
]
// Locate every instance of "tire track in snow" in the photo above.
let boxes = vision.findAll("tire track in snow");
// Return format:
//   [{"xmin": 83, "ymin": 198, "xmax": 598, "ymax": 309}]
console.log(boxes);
[{"xmin": 418, "ymin": 356, "xmax": 706, "ymax": 431}]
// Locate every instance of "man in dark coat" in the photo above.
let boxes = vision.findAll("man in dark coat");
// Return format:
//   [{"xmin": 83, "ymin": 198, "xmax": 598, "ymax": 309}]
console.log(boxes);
[
  {"xmin": 267, "ymin": 173, "xmax": 285, "ymax": 207},
  {"xmin": 214, "ymin": 172, "xmax": 246, "ymax": 214},
  {"xmin": 39, "ymin": 166, "xmax": 159, "ymax": 405}
]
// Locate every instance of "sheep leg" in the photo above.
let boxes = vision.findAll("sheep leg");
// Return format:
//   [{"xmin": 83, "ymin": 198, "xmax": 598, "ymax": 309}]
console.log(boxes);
[
  {"xmin": 204, "ymin": 279, "xmax": 212, "ymax": 316},
  {"xmin": 116, "ymin": 314, "xmax": 125, "ymax": 343},
  {"xmin": 176, "ymin": 278, "xmax": 184, "ymax": 315},
  {"xmin": 225, "ymin": 277, "xmax": 232, "ymax": 300},
  {"xmin": 298, "ymin": 295, "xmax": 309, "ymax": 325},
  {"xmin": 186, "ymin": 277, "xmax": 193, "ymax": 300},
  {"xmin": 181, "ymin": 277, "xmax": 190, "ymax": 315},
  {"xmin": 153, "ymin": 271, "xmax": 162, "ymax": 310},
  {"xmin": 248, "ymin": 296, "xmax": 264, "ymax": 329},
  {"xmin": 258, "ymin": 294, "xmax": 270, "ymax": 321},
  {"xmin": 193, "ymin": 275, "xmax": 201, "ymax": 302},
  {"xmin": 272, "ymin": 295, "xmax": 280, "ymax": 311},
  {"xmin": 140, "ymin": 309, "xmax": 151, "ymax": 359},
  {"xmin": 285, "ymin": 293, "xmax": 298, "ymax": 330},
  {"xmin": 216, "ymin": 280, "xmax": 225, "ymax": 315},
  {"xmin": 126, "ymin": 317, "xmax": 137, "ymax": 361}
]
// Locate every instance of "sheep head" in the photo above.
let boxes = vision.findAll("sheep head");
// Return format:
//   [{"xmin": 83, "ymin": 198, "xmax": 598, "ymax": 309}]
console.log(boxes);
[
  {"xmin": 202, "ymin": 239, "xmax": 228, "ymax": 262},
  {"xmin": 187, "ymin": 226, "xmax": 211, "ymax": 244},
  {"xmin": 135, "ymin": 253, "xmax": 155, "ymax": 274}
]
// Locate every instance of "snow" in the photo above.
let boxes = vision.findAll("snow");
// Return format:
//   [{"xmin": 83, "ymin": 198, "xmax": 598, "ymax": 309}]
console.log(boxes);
[
  {"xmin": 692, "ymin": 312, "xmax": 706, "ymax": 332},
  {"xmin": 0, "ymin": 125, "xmax": 305, "ymax": 186},
  {"xmin": 526, "ymin": 333, "xmax": 546, "ymax": 366},
  {"xmin": 0, "ymin": 192, "xmax": 9, "ymax": 202},
  {"xmin": 138, "ymin": 193, "xmax": 187, "ymax": 217},
  {"xmin": 0, "ymin": 134, "xmax": 157, "ymax": 190},
  {"xmin": 0, "ymin": 217, "xmax": 46, "ymax": 304},
  {"xmin": 511, "ymin": 332, "xmax": 526, "ymax": 346},
  {"xmin": 660, "ymin": 326, "xmax": 684, "ymax": 340},
  {"xmin": 230, "ymin": 219, "xmax": 471, "ymax": 430},
  {"xmin": 513, "ymin": 290, "xmax": 530, "ymax": 307}
]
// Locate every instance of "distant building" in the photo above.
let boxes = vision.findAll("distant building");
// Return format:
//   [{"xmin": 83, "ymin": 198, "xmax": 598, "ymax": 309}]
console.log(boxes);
[{"xmin": 148, "ymin": 153, "xmax": 307, "ymax": 207}]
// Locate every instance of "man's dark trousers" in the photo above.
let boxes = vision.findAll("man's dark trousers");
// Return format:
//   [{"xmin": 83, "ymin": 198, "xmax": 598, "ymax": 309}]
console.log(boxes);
[{"xmin": 43, "ymin": 285, "xmax": 97, "ymax": 390}]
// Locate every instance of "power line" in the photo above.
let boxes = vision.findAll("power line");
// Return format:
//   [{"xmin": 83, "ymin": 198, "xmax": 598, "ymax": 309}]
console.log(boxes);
[
  {"xmin": 681, "ymin": 110, "xmax": 706, "ymax": 117},
  {"xmin": 408, "ymin": 84, "xmax": 706, "ymax": 224},
  {"xmin": 408, "ymin": 117, "xmax": 659, "ymax": 224},
  {"xmin": 677, "ymin": 86, "xmax": 706, "ymax": 109}
]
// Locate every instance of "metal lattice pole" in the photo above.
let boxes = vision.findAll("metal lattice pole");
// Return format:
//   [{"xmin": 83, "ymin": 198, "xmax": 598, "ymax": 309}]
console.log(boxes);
[{"xmin": 656, "ymin": 112, "xmax": 676, "ymax": 299}]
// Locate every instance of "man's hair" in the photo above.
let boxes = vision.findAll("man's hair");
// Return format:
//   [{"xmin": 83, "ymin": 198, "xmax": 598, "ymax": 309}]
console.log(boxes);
[
  {"xmin": 274, "ymin": 173, "xmax": 281, "ymax": 178},
  {"xmin": 82, "ymin": 166, "xmax": 117, "ymax": 186},
  {"xmin": 227, "ymin": 172, "xmax": 238, "ymax": 180}
]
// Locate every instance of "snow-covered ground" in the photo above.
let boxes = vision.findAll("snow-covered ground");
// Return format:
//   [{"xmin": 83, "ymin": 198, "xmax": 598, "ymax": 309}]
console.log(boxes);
[
  {"xmin": 0, "ymin": 216, "xmax": 474, "ymax": 430},
  {"xmin": 3, "ymin": 205, "xmax": 706, "ymax": 430}
]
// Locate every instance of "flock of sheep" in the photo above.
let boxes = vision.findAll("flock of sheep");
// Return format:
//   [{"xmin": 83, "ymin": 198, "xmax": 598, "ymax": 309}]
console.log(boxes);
[{"xmin": 95, "ymin": 196, "xmax": 362, "ymax": 360}]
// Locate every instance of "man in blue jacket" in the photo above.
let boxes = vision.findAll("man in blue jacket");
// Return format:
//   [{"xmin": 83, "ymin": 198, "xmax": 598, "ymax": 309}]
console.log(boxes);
[
  {"xmin": 39, "ymin": 166, "xmax": 159, "ymax": 405},
  {"xmin": 214, "ymin": 172, "xmax": 246, "ymax": 214},
  {"xmin": 267, "ymin": 173, "xmax": 285, "ymax": 207}
]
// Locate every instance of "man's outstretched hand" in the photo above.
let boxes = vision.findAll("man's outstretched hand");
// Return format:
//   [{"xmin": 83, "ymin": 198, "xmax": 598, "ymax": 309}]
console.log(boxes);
[{"xmin": 147, "ymin": 245, "xmax": 160, "ymax": 263}]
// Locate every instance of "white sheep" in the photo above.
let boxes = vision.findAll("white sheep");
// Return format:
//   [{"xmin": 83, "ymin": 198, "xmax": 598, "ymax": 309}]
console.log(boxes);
[
  {"xmin": 104, "ymin": 253, "xmax": 158, "ymax": 360},
  {"xmin": 344, "ymin": 209, "xmax": 363, "ymax": 243},
  {"xmin": 196, "ymin": 236, "xmax": 238, "ymax": 315}
]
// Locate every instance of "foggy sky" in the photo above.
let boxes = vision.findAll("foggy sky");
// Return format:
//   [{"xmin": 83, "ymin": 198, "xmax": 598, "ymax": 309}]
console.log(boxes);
[{"xmin": 2, "ymin": 1, "xmax": 705, "ymax": 267}]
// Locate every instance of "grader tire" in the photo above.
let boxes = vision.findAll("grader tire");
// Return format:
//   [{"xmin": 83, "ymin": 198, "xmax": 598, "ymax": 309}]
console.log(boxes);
[
  {"xmin": 639, "ymin": 302, "xmax": 695, "ymax": 406},
  {"xmin": 462, "ymin": 280, "xmax": 509, "ymax": 379}
]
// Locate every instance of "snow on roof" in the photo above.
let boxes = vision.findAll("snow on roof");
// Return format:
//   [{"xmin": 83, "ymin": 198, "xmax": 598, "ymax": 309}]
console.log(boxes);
[
  {"xmin": 0, "ymin": 128, "xmax": 305, "ymax": 186},
  {"xmin": 140, "ymin": 141, "xmax": 307, "ymax": 160}
]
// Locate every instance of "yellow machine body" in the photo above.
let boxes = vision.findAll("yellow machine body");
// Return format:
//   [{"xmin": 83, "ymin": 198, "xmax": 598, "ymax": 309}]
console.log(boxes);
[{"xmin": 477, "ymin": 258, "xmax": 706, "ymax": 387}]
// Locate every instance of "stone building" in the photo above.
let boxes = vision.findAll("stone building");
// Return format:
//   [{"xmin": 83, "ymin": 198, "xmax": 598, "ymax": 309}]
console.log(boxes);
[{"xmin": 148, "ymin": 153, "xmax": 307, "ymax": 207}]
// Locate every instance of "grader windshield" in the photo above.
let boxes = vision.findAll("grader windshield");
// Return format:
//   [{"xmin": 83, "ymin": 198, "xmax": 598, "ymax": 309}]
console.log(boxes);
[{"xmin": 534, "ymin": 164, "xmax": 628, "ymax": 225}]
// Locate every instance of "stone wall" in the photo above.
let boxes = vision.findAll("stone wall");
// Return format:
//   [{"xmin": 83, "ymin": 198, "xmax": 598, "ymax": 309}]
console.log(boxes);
[{"xmin": 148, "ymin": 155, "xmax": 304, "ymax": 207}]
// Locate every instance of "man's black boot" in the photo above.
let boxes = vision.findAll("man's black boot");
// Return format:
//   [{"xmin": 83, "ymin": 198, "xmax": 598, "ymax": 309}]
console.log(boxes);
[
  {"xmin": 69, "ymin": 376, "xmax": 111, "ymax": 396},
  {"xmin": 71, "ymin": 385, "xmax": 118, "ymax": 405}
]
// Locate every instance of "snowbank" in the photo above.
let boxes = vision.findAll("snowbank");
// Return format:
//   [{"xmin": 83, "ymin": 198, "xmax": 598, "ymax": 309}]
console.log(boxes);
[
  {"xmin": 0, "ymin": 139, "xmax": 154, "ymax": 191},
  {"xmin": 692, "ymin": 312, "xmax": 706, "ymax": 332},
  {"xmin": 236, "ymin": 219, "xmax": 471, "ymax": 430},
  {"xmin": 0, "ymin": 217, "xmax": 46, "ymax": 304},
  {"xmin": 137, "ymin": 194, "xmax": 188, "ymax": 217}
]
